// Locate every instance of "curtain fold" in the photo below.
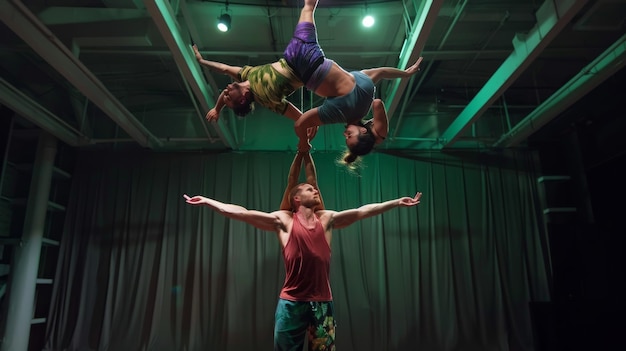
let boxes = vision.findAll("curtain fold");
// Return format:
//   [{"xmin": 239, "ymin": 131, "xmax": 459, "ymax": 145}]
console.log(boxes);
[{"xmin": 45, "ymin": 150, "xmax": 550, "ymax": 351}]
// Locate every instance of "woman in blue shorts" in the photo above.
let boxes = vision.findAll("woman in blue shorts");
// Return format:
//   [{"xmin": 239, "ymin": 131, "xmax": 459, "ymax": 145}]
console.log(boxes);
[{"xmin": 194, "ymin": 0, "xmax": 422, "ymax": 165}]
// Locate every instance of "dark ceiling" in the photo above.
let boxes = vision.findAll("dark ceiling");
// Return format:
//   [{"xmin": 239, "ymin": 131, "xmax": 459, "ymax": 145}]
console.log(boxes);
[{"xmin": 0, "ymin": 0, "xmax": 624, "ymax": 153}]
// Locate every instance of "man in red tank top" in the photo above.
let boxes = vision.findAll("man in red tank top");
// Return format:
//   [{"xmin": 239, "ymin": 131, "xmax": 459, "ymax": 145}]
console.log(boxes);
[{"xmin": 184, "ymin": 149, "xmax": 422, "ymax": 350}]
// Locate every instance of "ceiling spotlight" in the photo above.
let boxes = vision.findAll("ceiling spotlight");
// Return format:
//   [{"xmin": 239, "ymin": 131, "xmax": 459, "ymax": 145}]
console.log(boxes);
[
  {"xmin": 361, "ymin": 1, "xmax": 374, "ymax": 28},
  {"xmin": 217, "ymin": 13, "xmax": 231, "ymax": 32}
]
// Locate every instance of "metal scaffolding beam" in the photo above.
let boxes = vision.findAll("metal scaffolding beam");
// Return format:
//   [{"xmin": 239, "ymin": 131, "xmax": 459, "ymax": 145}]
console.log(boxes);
[
  {"xmin": 494, "ymin": 33, "xmax": 626, "ymax": 147},
  {"xmin": 0, "ymin": 0, "xmax": 161, "ymax": 149},
  {"xmin": 437, "ymin": 0, "xmax": 590, "ymax": 149},
  {"xmin": 0, "ymin": 78, "xmax": 89, "ymax": 146},
  {"xmin": 143, "ymin": 0, "xmax": 236, "ymax": 149}
]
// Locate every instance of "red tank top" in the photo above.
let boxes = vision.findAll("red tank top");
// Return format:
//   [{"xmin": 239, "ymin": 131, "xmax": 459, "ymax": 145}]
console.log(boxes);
[{"xmin": 279, "ymin": 213, "xmax": 332, "ymax": 301}]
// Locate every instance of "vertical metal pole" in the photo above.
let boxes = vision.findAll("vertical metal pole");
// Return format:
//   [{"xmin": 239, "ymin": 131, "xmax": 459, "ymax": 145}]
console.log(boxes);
[
  {"xmin": 1, "ymin": 132, "xmax": 57, "ymax": 351},
  {"xmin": 0, "ymin": 117, "xmax": 15, "ymax": 200}
]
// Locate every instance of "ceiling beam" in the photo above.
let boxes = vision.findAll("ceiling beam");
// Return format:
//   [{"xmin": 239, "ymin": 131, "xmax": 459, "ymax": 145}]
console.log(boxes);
[
  {"xmin": 143, "ymin": 0, "xmax": 236, "ymax": 149},
  {"xmin": 390, "ymin": 0, "xmax": 465, "ymax": 140},
  {"xmin": 0, "ymin": 77, "xmax": 89, "ymax": 147},
  {"xmin": 73, "ymin": 36, "xmax": 152, "ymax": 48},
  {"xmin": 436, "ymin": 0, "xmax": 590, "ymax": 149},
  {"xmin": 182, "ymin": 1, "xmax": 405, "ymax": 18},
  {"xmin": 73, "ymin": 47, "xmax": 596, "ymax": 61},
  {"xmin": 0, "ymin": 0, "xmax": 161, "ymax": 149},
  {"xmin": 494, "ymin": 33, "xmax": 626, "ymax": 147},
  {"xmin": 384, "ymin": 0, "xmax": 445, "ymax": 119},
  {"xmin": 37, "ymin": 7, "xmax": 148, "ymax": 25}
]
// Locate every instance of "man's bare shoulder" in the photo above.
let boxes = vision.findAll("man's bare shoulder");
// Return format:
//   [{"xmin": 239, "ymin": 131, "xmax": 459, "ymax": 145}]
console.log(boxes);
[
  {"xmin": 272, "ymin": 210, "xmax": 294, "ymax": 221},
  {"xmin": 315, "ymin": 209, "xmax": 337, "ymax": 221},
  {"xmin": 314, "ymin": 210, "xmax": 339, "ymax": 231}
]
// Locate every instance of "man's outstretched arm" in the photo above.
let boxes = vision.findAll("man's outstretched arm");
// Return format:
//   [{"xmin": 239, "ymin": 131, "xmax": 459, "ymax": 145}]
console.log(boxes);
[
  {"xmin": 184, "ymin": 194, "xmax": 285, "ymax": 232},
  {"xmin": 303, "ymin": 152, "xmax": 325, "ymax": 210},
  {"xmin": 279, "ymin": 152, "xmax": 305, "ymax": 211},
  {"xmin": 329, "ymin": 192, "xmax": 422, "ymax": 229}
]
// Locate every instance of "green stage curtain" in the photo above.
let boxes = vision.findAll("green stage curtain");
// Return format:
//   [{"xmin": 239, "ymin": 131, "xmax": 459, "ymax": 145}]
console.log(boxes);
[{"xmin": 45, "ymin": 150, "xmax": 550, "ymax": 351}]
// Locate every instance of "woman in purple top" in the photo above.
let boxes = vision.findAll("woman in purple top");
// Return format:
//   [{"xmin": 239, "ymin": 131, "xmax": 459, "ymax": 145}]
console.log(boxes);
[{"xmin": 193, "ymin": 1, "xmax": 423, "ymax": 164}]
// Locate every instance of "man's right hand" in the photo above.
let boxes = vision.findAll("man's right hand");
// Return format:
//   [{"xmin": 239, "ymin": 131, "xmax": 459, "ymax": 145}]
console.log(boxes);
[
  {"xmin": 206, "ymin": 108, "xmax": 220, "ymax": 122},
  {"xmin": 184, "ymin": 194, "xmax": 207, "ymax": 205},
  {"xmin": 297, "ymin": 138, "xmax": 311, "ymax": 153}
]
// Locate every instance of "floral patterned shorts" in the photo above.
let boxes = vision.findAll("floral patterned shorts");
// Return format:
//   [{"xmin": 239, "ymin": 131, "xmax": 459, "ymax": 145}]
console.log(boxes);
[{"xmin": 274, "ymin": 298, "xmax": 336, "ymax": 351}]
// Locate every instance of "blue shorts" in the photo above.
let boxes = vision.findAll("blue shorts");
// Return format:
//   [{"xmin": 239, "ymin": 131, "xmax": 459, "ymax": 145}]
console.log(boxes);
[
  {"xmin": 283, "ymin": 22, "xmax": 332, "ymax": 92},
  {"xmin": 317, "ymin": 71, "xmax": 375, "ymax": 125},
  {"xmin": 274, "ymin": 298, "xmax": 336, "ymax": 351}
]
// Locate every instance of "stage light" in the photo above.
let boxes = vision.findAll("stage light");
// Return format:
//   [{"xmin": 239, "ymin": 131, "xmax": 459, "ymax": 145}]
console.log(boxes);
[
  {"xmin": 361, "ymin": 1, "xmax": 374, "ymax": 28},
  {"xmin": 217, "ymin": 13, "xmax": 231, "ymax": 32}
]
